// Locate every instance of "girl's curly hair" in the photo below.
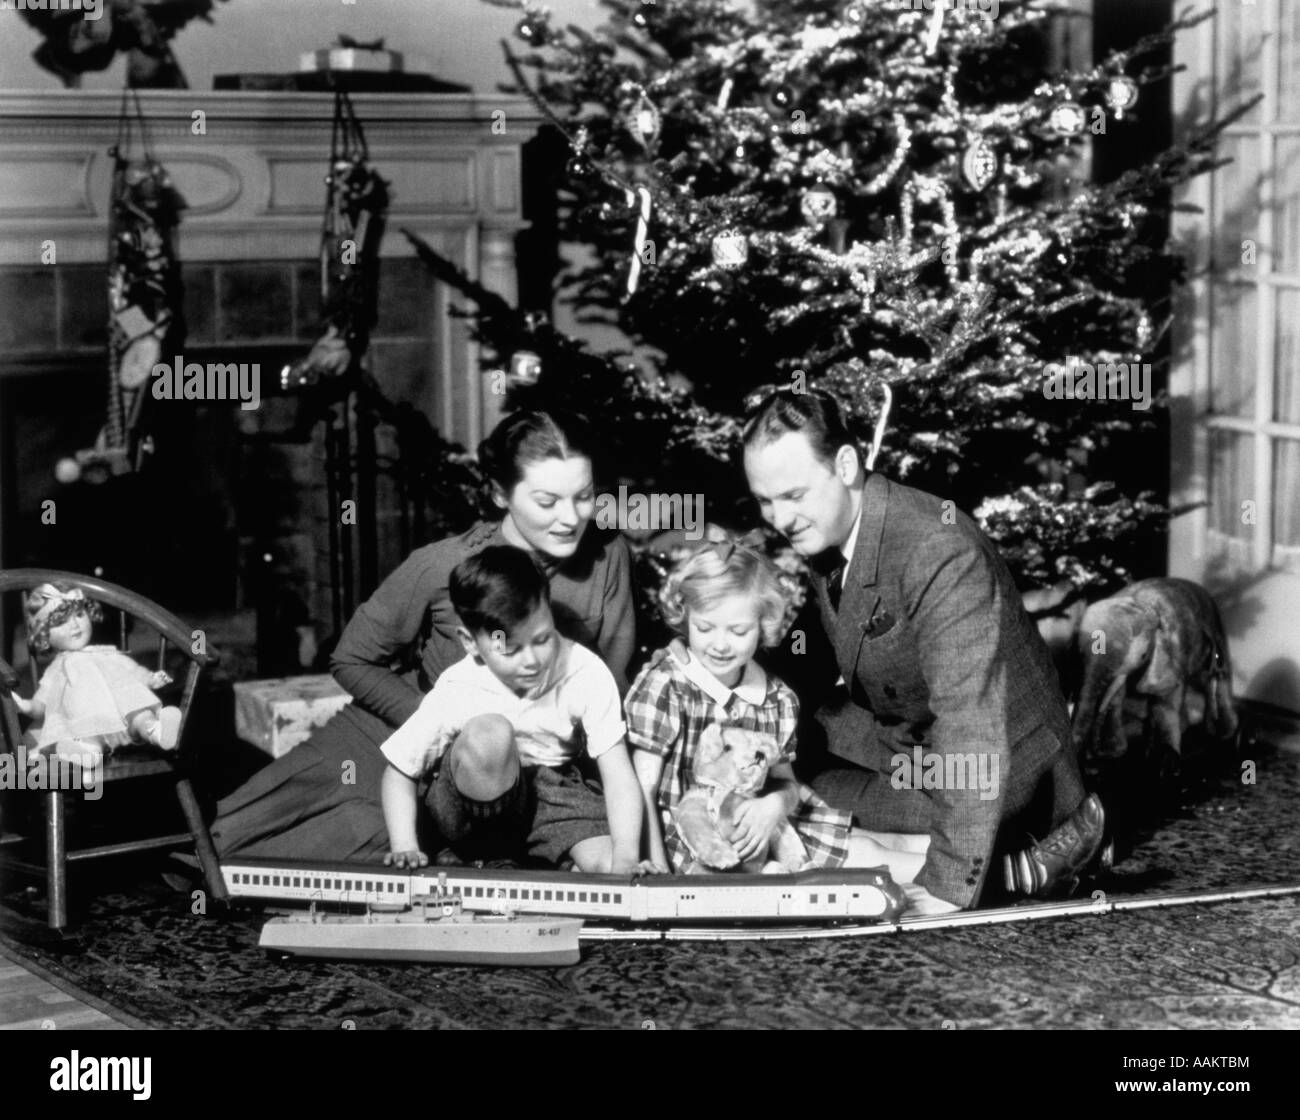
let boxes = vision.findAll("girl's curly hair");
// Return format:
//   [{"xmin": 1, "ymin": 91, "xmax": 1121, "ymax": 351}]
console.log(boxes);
[{"xmin": 658, "ymin": 537, "xmax": 794, "ymax": 648}]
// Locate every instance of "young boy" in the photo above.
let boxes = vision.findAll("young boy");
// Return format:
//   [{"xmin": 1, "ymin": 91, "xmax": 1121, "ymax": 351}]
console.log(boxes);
[{"xmin": 379, "ymin": 546, "xmax": 646, "ymax": 875}]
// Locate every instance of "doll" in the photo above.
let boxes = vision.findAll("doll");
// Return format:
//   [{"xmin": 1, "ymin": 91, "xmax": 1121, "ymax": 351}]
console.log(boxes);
[{"xmin": 13, "ymin": 583, "xmax": 181, "ymax": 769}]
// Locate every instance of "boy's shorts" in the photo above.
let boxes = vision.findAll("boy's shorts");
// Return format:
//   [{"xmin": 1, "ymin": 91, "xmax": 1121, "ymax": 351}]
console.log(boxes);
[{"xmin": 425, "ymin": 759, "xmax": 609, "ymax": 866}]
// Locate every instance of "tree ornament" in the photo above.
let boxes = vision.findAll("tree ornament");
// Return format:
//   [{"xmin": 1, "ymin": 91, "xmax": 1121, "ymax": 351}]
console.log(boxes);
[
  {"xmin": 1105, "ymin": 76, "xmax": 1139, "ymax": 120},
  {"xmin": 509, "ymin": 350, "xmax": 543, "ymax": 387},
  {"xmin": 961, "ymin": 135, "xmax": 998, "ymax": 191},
  {"xmin": 628, "ymin": 94, "xmax": 661, "ymax": 150},
  {"xmin": 843, "ymin": 1, "xmax": 871, "ymax": 27},
  {"xmin": 712, "ymin": 229, "xmax": 749, "ymax": 270},
  {"xmin": 768, "ymin": 83, "xmax": 796, "ymax": 112},
  {"xmin": 625, "ymin": 186, "xmax": 653, "ymax": 298},
  {"xmin": 566, "ymin": 150, "xmax": 594, "ymax": 180},
  {"xmin": 631, "ymin": 1, "xmax": 656, "ymax": 30},
  {"xmin": 1043, "ymin": 231, "xmax": 1074, "ymax": 272},
  {"xmin": 1048, "ymin": 100, "xmax": 1087, "ymax": 137},
  {"xmin": 801, "ymin": 184, "xmax": 838, "ymax": 226},
  {"xmin": 514, "ymin": 16, "xmax": 547, "ymax": 47}
]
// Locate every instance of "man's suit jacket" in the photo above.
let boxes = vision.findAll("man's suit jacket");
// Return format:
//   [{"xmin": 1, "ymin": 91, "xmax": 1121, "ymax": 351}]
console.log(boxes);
[{"xmin": 809, "ymin": 472, "xmax": 1073, "ymax": 907}]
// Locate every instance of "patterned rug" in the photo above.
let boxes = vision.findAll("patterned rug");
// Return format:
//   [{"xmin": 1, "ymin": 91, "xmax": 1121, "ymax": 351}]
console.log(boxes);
[{"xmin": 3, "ymin": 724, "xmax": 1298, "ymax": 1030}]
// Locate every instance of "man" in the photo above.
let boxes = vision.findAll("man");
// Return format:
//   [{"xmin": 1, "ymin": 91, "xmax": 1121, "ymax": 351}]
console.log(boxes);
[{"xmin": 742, "ymin": 389, "xmax": 1104, "ymax": 913}]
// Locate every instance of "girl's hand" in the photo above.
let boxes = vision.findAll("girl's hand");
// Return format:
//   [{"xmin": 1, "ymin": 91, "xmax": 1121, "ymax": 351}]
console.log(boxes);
[
  {"xmin": 730, "ymin": 794, "xmax": 787, "ymax": 863},
  {"xmin": 384, "ymin": 849, "xmax": 428, "ymax": 869},
  {"xmin": 13, "ymin": 695, "xmax": 35, "ymax": 717},
  {"xmin": 148, "ymin": 671, "xmax": 173, "ymax": 690}
]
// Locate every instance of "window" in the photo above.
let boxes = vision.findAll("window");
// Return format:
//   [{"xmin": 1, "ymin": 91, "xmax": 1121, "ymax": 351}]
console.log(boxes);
[
  {"xmin": 273, "ymin": 876, "xmax": 281, "ymax": 886},
  {"xmin": 292, "ymin": 877, "xmax": 301, "ymax": 887},
  {"xmin": 1171, "ymin": 1, "xmax": 1300, "ymax": 710},
  {"xmin": 579, "ymin": 892, "xmax": 588, "ymax": 902},
  {"xmin": 601, "ymin": 893, "xmax": 610, "ymax": 904},
  {"xmin": 544, "ymin": 890, "xmax": 553, "ymax": 901},
  {"xmin": 509, "ymin": 888, "xmax": 518, "ymax": 899},
  {"xmin": 811, "ymin": 893, "xmax": 818, "ymax": 904},
  {"xmin": 614, "ymin": 894, "xmax": 622, "ymax": 904},
  {"xmin": 828, "ymin": 893, "xmax": 837, "ymax": 904},
  {"xmin": 567, "ymin": 891, "xmax": 575, "ymax": 901}
]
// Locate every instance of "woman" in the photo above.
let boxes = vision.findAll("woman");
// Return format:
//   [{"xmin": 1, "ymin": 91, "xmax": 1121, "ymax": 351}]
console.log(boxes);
[{"xmin": 211, "ymin": 410, "xmax": 635, "ymax": 862}]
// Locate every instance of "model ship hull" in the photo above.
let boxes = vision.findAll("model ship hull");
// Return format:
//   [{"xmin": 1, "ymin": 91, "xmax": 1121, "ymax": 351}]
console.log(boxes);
[{"xmin": 260, "ymin": 913, "xmax": 583, "ymax": 966}]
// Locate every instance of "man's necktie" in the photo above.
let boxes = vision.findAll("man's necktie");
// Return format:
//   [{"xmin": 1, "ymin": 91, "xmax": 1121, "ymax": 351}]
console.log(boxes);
[{"xmin": 826, "ymin": 558, "xmax": 846, "ymax": 612}]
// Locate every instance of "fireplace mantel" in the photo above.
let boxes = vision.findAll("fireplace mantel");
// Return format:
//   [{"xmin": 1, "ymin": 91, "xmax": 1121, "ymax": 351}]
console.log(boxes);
[{"xmin": 0, "ymin": 89, "xmax": 543, "ymax": 445}]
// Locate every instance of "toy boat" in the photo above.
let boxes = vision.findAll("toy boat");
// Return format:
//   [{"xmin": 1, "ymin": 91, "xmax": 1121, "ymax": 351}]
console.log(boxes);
[{"xmin": 258, "ymin": 881, "xmax": 582, "ymax": 966}]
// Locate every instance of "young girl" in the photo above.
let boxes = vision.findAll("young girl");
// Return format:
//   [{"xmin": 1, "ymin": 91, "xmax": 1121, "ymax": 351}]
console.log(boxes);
[
  {"xmin": 626, "ymin": 539, "xmax": 854, "ymax": 873},
  {"xmin": 627, "ymin": 539, "xmax": 934, "ymax": 885}
]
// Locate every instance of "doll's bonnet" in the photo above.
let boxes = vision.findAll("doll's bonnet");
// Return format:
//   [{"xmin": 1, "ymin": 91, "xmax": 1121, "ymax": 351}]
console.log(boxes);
[{"xmin": 23, "ymin": 583, "xmax": 103, "ymax": 653}]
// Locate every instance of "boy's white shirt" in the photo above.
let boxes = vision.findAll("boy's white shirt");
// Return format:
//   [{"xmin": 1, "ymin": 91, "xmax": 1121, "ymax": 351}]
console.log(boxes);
[{"xmin": 380, "ymin": 636, "xmax": 626, "ymax": 778}]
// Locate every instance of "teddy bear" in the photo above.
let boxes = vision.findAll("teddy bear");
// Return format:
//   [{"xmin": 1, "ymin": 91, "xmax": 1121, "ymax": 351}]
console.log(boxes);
[{"xmin": 673, "ymin": 723, "xmax": 811, "ymax": 874}]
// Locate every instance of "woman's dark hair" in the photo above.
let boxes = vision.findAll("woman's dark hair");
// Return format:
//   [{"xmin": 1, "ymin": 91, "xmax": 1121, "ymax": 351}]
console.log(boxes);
[
  {"xmin": 476, "ymin": 409, "xmax": 599, "ymax": 494},
  {"xmin": 740, "ymin": 388, "xmax": 864, "ymax": 470},
  {"xmin": 450, "ymin": 546, "xmax": 551, "ymax": 637}
]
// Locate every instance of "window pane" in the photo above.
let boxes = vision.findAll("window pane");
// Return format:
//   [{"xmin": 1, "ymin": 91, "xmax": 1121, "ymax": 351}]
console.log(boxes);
[
  {"xmin": 1209, "ymin": 429, "xmax": 1254, "ymax": 539},
  {"xmin": 1275, "ymin": 138, "xmax": 1300, "ymax": 275},
  {"xmin": 1281, "ymin": 0, "xmax": 1300, "ymax": 119},
  {"xmin": 1211, "ymin": 283, "xmax": 1259, "ymax": 417},
  {"xmin": 1272, "ymin": 439, "xmax": 1300, "ymax": 572},
  {"xmin": 1215, "ymin": 137, "xmax": 1263, "ymax": 270},
  {"xmin": 1276, "ymin": 287, "xmax": 1300, "ymax": 424},
  {"xmin": 1218, "ymin": 1, "xmax": 1265, "ymax": 123}
]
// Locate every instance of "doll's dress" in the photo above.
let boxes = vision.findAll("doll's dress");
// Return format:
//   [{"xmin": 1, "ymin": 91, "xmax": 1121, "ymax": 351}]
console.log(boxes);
[{"xmin": 32, "ymin": 646, "xmax": 161, "ymax": 750}]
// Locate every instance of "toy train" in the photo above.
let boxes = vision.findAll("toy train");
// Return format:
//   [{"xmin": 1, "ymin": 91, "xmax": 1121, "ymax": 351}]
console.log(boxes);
[{"xmin": 221, "ymin": 858, "xmax": 908, "ymax": 925}]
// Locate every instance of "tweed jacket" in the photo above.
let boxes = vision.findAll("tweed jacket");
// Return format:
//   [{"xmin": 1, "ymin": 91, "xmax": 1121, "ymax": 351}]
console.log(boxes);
[{"xmin": 811, "ymin": 472, "xmax": 1072, "ymax": 906}]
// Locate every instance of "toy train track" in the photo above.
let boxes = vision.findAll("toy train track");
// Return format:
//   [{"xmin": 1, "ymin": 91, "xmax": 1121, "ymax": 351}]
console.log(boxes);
[
  {"xmin": 577, "ymin": 881, "xmax": 1300, "ymax": 941},
  {"xmin": 220, "ymin": 857, "xmax": 908, "ymax": 925}
]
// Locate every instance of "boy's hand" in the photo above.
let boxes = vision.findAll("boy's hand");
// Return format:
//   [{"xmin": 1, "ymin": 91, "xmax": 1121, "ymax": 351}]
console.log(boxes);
[
  {"xmin": 384, "ymin": 849, "xmax": 428, "ymax": 869},
  {"xmin": 13, "ymin": 695, "xmax": 34, "ymax": 717},
  {"xmin": 730, "ymin": 794, "xmax": 787, "ymax": 863},
  {"xmin": 148, "ymin": 671, "xmax": 173, "ymax": 690},
  {"xmin": 609, "ymin": 853, "xmax": 663, "ymax": 877}
]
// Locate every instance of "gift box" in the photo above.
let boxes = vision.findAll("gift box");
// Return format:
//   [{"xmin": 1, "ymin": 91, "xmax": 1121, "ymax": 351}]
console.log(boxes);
[
  {"xmin": 299, "ymin": 47, "xmax": 405, "ymax": 73},
  {"xmin": 234, "ymin": 674, "xmax": 352, "ymax": 758}
]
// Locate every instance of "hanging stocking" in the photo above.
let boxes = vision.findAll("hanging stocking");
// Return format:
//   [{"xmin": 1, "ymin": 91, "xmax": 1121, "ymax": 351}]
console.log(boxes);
[
  {"xmin": 281, "ymin": 87, "xmax": 390, "ymax": 391},
  {"xmin": 58, "ymin": 88, "xmax": 187, "ymax": 485}
]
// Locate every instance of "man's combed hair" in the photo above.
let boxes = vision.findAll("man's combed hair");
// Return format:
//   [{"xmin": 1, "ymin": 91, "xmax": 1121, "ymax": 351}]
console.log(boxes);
[
  {"xmin": 449, "ymin": 546, "xmax": 551, "ymax": 637},
  {"xmin": 741, "ymin": 388, "xmax": 864, "ymax": 470}
]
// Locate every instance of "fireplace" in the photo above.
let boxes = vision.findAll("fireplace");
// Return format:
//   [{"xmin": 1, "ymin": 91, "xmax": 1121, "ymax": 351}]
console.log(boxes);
[{"xmin": 0, "ymin": 90, "xmax": 541, "ymax": 659}]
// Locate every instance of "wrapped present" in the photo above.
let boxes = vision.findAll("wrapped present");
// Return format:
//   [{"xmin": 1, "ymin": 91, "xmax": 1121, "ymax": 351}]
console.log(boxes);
[
  {"xmin": 299, "ymin": 47, "xmax": 405, "ymax": 73},
  {"xmin": 234, "ymin": 674, "xmax": 352, "ymax": 758}
]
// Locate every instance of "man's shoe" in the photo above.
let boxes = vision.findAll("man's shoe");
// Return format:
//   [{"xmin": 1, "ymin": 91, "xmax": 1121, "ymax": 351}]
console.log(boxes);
[{"xmin": 1002, "ymin": 793, "xmax": 1106, "ymax": 898}]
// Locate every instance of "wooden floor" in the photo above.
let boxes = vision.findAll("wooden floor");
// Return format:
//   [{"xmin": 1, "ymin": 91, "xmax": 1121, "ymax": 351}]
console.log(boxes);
[{"xmin": 0, "ymin": 944, "xmax": 132, "ymax": 1030}]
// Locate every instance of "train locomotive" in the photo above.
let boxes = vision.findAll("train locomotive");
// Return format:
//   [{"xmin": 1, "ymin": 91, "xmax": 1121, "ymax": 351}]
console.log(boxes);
[{"xmin": 221, "ymin": 858, "xmax": 908, "ymax": 925}]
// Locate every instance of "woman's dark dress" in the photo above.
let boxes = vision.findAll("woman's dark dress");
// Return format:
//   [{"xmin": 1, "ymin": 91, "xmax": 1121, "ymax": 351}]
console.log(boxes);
[{"xmin": 211, "ymin": 520, "xmax": 635, "ymax": 862}]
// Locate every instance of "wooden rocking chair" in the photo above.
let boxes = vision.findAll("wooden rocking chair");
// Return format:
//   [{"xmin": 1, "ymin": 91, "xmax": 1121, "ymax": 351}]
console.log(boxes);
[{"xmin": 0, "ymin": 568, "xmax": 227, "ymax": 930}]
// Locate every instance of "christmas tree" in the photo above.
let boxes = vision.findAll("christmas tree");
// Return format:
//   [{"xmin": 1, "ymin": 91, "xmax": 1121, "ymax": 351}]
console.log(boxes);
[{"xmin": 408, "ymin": 0, "xmax": 1248, "ymax": 614}]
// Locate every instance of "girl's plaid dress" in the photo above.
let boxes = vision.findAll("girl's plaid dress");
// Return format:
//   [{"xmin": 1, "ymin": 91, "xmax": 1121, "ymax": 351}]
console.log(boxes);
[{"xmin": 626, "ymin": 645, "xmax": 851, "ymax": 871}]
